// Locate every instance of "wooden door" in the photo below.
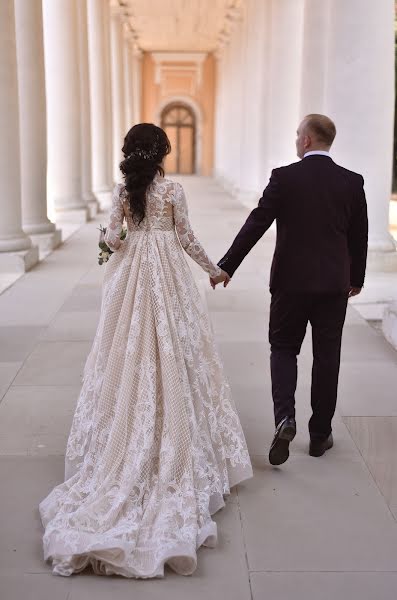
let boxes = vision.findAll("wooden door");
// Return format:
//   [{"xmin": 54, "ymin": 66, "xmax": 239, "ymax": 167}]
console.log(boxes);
[{"xmin": 161, "ymin": 104, "xmax": 195, "ymax": 174}]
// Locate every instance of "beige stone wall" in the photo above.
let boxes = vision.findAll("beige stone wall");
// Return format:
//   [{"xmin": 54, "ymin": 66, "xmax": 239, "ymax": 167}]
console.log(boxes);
[{"xmin": 141, "ymin": 53, "xmax": 215, "ymax": 176}]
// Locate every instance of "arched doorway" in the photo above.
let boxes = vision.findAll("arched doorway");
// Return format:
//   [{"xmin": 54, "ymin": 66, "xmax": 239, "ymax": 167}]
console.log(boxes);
[{"xmin": 161, "ymin": 103, "xmax": 196, "ymax": 174}]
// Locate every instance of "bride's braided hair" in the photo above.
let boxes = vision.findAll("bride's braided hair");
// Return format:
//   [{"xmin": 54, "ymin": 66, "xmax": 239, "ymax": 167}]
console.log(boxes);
[{"xmin": 120, "ymin": 123, "xmax": 171, "ymax": 224}]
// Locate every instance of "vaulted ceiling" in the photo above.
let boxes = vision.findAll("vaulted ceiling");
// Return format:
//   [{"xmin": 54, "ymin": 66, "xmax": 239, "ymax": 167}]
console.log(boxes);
[{"xmin": 120, "ymin": 0, "xmax": 243, "ymax": 52}]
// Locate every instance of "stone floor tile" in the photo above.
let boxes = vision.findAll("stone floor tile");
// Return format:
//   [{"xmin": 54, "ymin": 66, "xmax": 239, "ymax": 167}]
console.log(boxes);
[
  {"xmin": 344, "ymin": 305, "xmax": 368, "ymax": 325},
  {"xmin": 218, "ymin": 340, "xmax": 269, "ymax": 388},
  {"xmin": 211, "ymin": 310, "xmax": 268, "ymax": 342},
  {"xmin": 0, "ymin": 326, "xmax": 44, "ymax": 361},
  {"xmin": 60, "ymin": 284, "xmax": 102, "ymax": 312},
  {"xmin": 0, "ymin": 574, "xmax": 71, "ymax": 600},
  {"xmin": 0, "ymin": 386, "xmax": 78, "ymax": 455},
  {"xmin": 0, "ymin": 284, "xmax": 71, "ymax": 327},
  {"xmin": 0, "ymin": 362, "xmax": 22, "ymax": 403},
  {"xmin": 13, "ymin": 341, "xmax": 91, "ymax": 386},
  {"xmin": 0, "ymin": 456, "xmax": 64, "ymax": 574},
  {"xmin": 238, "ymin": 455, "xmax": 397, "ymax": 572},
  {"xmin": 250, "ymin": 572, "xmax": 397, "ymax": 600},
  {"xmin": 81, "ymin": 266, "xmax": 105, "ymax": 286},
  {"xmin": 338, "ymin": 362, "xmax": 397, "ymax": 416},
  {"xmin": 206, "ymin": 288, "xmax": 270, "ymax": 313},
  {"xmin": 340, "ymin": 324, "xmax": 397, "ymax": 364},
  {"xmin": 40, "ymin": 311, "xmax": 100, "ymax": 342},
  {"xmin": 344, "ymin": 416, "xmax": 397, "ymax": 519}
]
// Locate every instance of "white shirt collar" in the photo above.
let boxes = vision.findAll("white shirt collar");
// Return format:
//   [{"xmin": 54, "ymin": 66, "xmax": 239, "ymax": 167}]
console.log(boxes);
[{"xmin": 303, "ymin": 150, "xmax": 331, "ymax": 158}]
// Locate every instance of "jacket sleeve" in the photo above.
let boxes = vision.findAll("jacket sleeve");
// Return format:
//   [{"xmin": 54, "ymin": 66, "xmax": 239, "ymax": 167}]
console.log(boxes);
[
  {"xmin": 218, "ymin": 169, "xmax": 280, "ymax": 277},
  {"xmin": 348, "ymin": 175, "xmax": 368, "ymax": 288}
]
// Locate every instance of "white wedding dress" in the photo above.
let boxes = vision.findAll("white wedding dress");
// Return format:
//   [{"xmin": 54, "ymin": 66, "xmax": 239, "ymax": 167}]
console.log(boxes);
[{"xmin": 39, "ymin": 175, "xmax": 252, "ymax": 578}]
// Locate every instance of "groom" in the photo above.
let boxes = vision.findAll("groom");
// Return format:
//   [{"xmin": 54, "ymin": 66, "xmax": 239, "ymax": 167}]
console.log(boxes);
[{"xmin": 211, "ymin": 114, "xmax": 368, "ymax": 465}]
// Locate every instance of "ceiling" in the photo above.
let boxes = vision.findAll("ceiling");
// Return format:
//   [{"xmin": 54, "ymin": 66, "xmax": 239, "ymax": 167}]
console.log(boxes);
[{"xmin": 121, "ymin": 0, "xmax": 243, "ymax": 52}]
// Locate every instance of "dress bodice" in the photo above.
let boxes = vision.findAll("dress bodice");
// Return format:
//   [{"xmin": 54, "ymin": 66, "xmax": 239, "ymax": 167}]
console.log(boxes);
[
  {"xmin": 104, "ymin": 175, "xmax": 222, "ymax": 279},
  {"xmin": 120, "ymin": 175, "xmax": 175, "ymax": 232}
]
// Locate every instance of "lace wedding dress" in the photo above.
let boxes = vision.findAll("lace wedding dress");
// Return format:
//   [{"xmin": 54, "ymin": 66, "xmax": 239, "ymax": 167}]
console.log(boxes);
[{"xmin": 39, "ymin": 175, "xmax": 252, "ymax": 578}]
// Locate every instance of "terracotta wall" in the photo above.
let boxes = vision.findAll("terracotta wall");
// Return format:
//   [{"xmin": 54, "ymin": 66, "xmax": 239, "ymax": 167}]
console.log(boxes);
[{"xmin": 141, "ymin": 53, "xmax": 216, "ymax": 176}]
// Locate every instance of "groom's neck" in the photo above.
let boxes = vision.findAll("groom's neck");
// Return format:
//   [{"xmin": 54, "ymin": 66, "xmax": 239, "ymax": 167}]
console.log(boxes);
[{"xmin": 306, "ymin": 144, "xmax": 331, "ymax": 153}]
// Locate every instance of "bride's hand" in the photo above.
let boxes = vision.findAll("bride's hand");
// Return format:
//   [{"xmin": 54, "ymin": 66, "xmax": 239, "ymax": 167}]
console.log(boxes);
[{"xmin": 210, "ymin": 270, "xmax": 231, "ymax": 289}]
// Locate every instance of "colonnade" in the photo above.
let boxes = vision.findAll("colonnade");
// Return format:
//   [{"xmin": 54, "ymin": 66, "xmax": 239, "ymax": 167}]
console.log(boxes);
[
  {"xmin": 1, "ymin": 0, "xmax": 397, "ymax": 348},
  {"xmin": 215, "ymin": 0, "xmax": 397, "ymax": 271},
  {"xmin": 0, "ymin": 0, "xmax": 142, "ymax": 273}
]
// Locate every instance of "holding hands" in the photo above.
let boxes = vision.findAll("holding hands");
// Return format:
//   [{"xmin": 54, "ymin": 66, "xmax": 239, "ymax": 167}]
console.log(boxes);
[{"xmin": 210, "ymin": 269, "xmax": 231, "ymax": 290}]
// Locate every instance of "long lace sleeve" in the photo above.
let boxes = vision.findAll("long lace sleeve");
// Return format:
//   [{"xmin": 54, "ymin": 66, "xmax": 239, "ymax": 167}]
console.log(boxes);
[
  {"xmin": 104, "ymin": 184, "xmax": 124, "ymax": 250},
  {"xmin": 173, "ymin": 182, "xmax": 221, "ymax": 278}
]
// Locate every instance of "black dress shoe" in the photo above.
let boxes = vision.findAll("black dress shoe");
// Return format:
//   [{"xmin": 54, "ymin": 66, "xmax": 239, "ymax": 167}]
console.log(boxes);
[
  {"xmin": 269, "ymin": 416, "xmax": 296, "ymax": 466},
  {"xmin": 309, "ymin": 433, "xmax": 334, "ymax": 457}
]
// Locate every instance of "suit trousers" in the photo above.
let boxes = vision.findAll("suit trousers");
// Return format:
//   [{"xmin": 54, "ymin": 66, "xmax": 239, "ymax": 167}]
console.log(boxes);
[{"xmin": 269, "ymin": 289, "xmax": 348, "ymax": 440}]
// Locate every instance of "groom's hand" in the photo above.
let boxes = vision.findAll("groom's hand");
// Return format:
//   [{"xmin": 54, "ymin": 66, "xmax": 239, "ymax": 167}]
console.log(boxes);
[
  {"xmin": 210, "ymin": 269, "xmax": 231, "ymax": 289},
  {"xmin": 349, "ymin": 286, "xmax": 362, "ymax": 298}
]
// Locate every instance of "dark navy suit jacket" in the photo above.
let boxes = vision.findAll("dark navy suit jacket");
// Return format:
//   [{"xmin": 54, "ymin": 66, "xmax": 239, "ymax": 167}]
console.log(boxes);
[{"xmin": 218, "ymin": 155, "xmax": 368, "ymax": 292}]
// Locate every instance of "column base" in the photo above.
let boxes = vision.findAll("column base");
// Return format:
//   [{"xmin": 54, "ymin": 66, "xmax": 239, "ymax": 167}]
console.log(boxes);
[
  {"xmin": 23, "ymin": 221, "xmax": 56, "ymax": 236},
  {"xmin": 96, "ymin": 190, "xmax": 112, "ymax": 211},
  {"xmin": 367, "ymin": 248, "xmax": 397, "ymax": 272},
  {"xmin": 236, "ymin": 189, "xmax": 260, "ymax": 210},
  {"xmin": 0, "ymin": 246, "xmax": 39, "ymax": 274},
  {"xmin": 215, "ymin": 174, "xmax": 233, "ymax": 193},
  {"xmin": 29, "ymin": 229, "xmax": 62, "ymax": 255},
  {"xmin": 88, "ymin": 199, "xmax": 100, "ymax": 218},
  {"xmin": 83, "ymin": 191, "xmax": 101, "ymax": 218},
  {"xmin": 55, "ymin": 207, "xmax": 89, "ymax": 224},
  {"xmin": 382, "ymin": 302, "xmax": 397, "ymax": 350}
]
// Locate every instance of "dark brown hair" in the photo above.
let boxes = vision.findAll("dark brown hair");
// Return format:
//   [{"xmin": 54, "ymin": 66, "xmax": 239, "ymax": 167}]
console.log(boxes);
[{"xmin": 119, "ymin": 123, "xmax": 171, "ymax": 224}]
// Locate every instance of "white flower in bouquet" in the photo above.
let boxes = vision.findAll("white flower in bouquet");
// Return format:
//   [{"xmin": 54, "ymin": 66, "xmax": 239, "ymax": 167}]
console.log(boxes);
[{"xmin": 97, "ymin": 225, "xmax": 127, "ymax": 265}]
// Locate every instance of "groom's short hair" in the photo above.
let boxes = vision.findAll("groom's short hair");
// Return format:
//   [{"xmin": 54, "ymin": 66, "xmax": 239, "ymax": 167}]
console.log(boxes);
[{"xmin": 303, "ymin": 114, "xmax": 336, "ymax": 147}]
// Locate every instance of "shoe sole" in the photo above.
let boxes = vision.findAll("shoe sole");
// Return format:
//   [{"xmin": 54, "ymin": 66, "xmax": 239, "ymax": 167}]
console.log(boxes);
[
  {"xmin": 269, "ymin": 425, "xmax": 296, "ymax": 466},
  {"xmin": 309, "ymin": 442, "xmax": 333, "ymax": 457}
]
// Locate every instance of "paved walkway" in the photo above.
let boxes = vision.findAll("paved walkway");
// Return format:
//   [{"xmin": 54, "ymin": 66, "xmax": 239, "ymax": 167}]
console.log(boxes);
[{"xmin": 1, "ymin": 176, "xmax": 397, "ymax": 600}]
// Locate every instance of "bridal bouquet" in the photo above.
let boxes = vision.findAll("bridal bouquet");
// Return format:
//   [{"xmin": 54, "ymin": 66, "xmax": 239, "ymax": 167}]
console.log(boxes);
[{"xmin": 98, "ymin": 225, "xmax": 127, "ymax": 265}]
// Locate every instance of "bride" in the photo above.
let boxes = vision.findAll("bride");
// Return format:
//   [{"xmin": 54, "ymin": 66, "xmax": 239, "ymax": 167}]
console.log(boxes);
[{"xmin": 39, "ymin": 123, "xmax": 252, "ymax": 579}]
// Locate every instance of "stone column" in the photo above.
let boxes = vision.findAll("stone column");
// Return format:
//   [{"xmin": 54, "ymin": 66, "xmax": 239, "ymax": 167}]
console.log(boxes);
[
  {"xmin": 132, "ymin": 48, "xmax": 143, "ymax": 125},
  {"xmin": 214, "ymin": 51, "xmax": 226, "ymax": 182},
  {"xmin": 103, "ymin": 0, "xmax": 114, "ymax": 190},
  {"xmin": 42, "ymin": 0, "xmax": 88, "ymax": 223},
  {"xmin": 239, "ymin": 0, "xmax": 272, "ymax": 206},
  {"xmin": 218, "ymin": 11, "xmax": 244, "ymax": 196},
  {"xmin": 0, "ymin": 0, "xmax": 38, "ymax": 273},
  {"xmin": 299, "ymin": 0, "xmax": 330, "ymax": 116},
  {"xmin": 110, "ymin": 5, "xmax": 126, "ymax": 183},
  {"xmin": 77, "ymin": 0, "xmax": 99, "ymax": 218},
  {"xmin": 325, "ymin": 0, "xmax": 396, "ymax": 270},
  {"xmin": 14, "ymin": 0, "xmax": 62, "ymax": 253},
  {"xmin": 219, "ymin": 39, "xmax": 236, "ymax": 192},
  {"xmin": 124, "ymin": 34, "xmax": 134, "ymax": 131},
  {"xmin": 266, "ymin": 0, "xmax": 304, "ymax": 174},
  {"xmin": 87, "ymin": 0, "xmax": 113, "ymax": 208}
]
